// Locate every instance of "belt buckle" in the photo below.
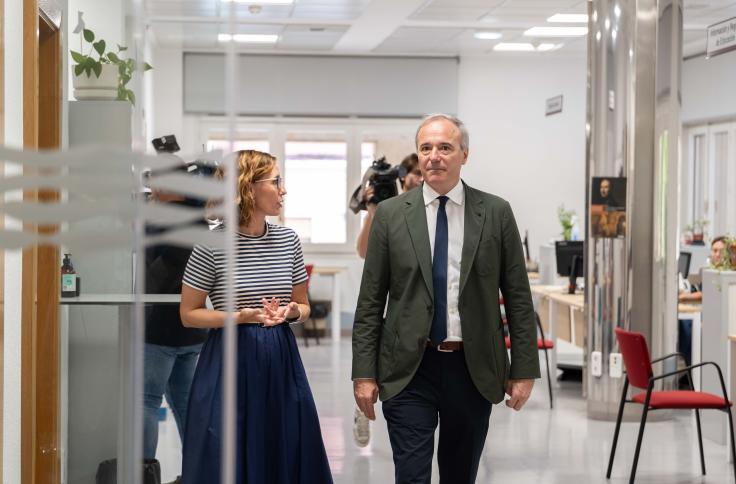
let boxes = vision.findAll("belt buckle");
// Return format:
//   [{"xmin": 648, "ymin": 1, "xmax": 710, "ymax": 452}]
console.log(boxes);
[{"xmin": 436, "ymin": 342, "xmax": 454, "ymax": 353}]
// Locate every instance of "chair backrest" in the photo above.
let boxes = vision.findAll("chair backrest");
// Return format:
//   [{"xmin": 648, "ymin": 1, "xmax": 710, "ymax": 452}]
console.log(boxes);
[
  {"xmin": 614, "ymin": 327, "xmax": 653, "ymax": 390},
  {"xmin": 305, "ymin": 264, "xmax": 314, "ymax": 291}
]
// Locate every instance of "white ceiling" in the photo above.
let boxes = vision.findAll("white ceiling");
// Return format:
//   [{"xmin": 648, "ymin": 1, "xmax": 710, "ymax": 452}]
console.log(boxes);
[{"xmin": 146, "ymin": 0, "xmax": 736, "ymax": 57}]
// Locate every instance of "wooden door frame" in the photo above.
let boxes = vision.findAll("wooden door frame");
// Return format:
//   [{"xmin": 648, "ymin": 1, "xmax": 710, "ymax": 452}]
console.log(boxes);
[{"xmin": 22, "ymin": 0, "xmax": 62, "ymax": 482}]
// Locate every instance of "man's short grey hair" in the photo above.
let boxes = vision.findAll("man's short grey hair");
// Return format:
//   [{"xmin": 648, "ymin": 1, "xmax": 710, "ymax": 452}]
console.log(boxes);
[{"xmin": 415, "ymin": 113, "xmax": 469, "ymax": 151}]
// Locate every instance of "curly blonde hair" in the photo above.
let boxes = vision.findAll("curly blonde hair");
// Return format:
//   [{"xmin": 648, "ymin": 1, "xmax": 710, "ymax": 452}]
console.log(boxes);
[{"xmin": 213, "ymin": 150, "xmax": 277, "ymax": 226}]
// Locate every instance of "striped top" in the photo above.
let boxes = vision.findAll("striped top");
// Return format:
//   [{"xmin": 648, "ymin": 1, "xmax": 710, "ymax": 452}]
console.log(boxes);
[{"xmin": 182, "ymin": 223, "xmax": 308, "ymax": 311}]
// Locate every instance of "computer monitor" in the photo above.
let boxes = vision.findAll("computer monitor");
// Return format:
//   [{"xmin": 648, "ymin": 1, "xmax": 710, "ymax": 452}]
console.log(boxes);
[
  {"xmin": 678, "ymin": 251, "xmax": 692, "ymax": 279},
  {"xmin": 555, "ymin": 241, "xmax": 584, "ymax": 294}
]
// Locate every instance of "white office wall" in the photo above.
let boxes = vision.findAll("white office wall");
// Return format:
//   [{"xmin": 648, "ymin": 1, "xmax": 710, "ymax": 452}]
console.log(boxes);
[
  {"xmin": 457, "ymin": 55, "xmax": 587, "ymax": 261},
  {"xmin": 682, "ymin": 53, "xmax": 736, "ymax": 124},
  {"xmin": 149, "ymin": 46, "xmax": 185, "ymax": 152}
]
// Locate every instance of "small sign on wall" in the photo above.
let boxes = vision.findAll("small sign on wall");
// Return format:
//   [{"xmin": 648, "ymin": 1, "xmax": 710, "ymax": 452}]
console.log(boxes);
[
  {"xmin": 545, "ymin": 95, "xmax": 563, "ymax": 116},
  {"xmin": 707, "ymin": 16, "xmax": 736, "ymax": 58}
]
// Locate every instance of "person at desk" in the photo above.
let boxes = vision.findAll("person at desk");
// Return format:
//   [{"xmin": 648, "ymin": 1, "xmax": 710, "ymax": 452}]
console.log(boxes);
[
  {"xmin": 143, "ymin": 166, "xmax": 210, "ymax": 483},
  {"xmin": 677, "ymin": 236, "xmax": 726, "ymax": 372},
  {"xmin": 678, "ymin": 236, "xmax": 727, "ymax": 303}
]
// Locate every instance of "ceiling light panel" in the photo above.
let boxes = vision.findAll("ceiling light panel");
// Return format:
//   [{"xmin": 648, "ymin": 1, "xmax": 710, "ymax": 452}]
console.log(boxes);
[
  {"xmin": 547, "ymin": 13, "xmax": 589, "ymax": 23},
  {"xmin": 493, "ymin": 42, "xmax": 536, "ymax": 51},
  {"xmin": 524, "ymin": 26, "xmax": 588, "ymax": 37},
  {"xmin": 220, "ymin": 0, "xmax": 294, "ymax": 4}
]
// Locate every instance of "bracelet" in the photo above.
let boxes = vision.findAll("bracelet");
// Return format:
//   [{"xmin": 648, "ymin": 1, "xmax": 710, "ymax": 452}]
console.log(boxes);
[{"xmin": 284, "ymin": 306, "xmax": 302, "ymax": 324}]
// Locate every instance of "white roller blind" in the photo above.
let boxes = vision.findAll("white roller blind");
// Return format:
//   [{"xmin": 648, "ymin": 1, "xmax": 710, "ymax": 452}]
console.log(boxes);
[{"xmin": 183, "ymin": 53, "xmax": 458, "ymax": 117}]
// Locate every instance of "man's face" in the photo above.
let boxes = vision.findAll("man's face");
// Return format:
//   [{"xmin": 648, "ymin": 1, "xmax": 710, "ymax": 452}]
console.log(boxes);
[
  {"xmin": 711, "ymin": 240, "xmax": 726, "ymax": 265},
  {"xmin": 600, "ymin": 179, "xmax": 610, "ymax": 198},
  {"xmin": 416, "ymin": 119, "xmax": 468, "ymax": 194}
]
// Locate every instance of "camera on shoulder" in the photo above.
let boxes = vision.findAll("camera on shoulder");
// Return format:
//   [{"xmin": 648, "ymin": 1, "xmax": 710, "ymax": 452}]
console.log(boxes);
[{"xmin": 348, "ymin": 157, "xmax": 406, "ymax": 213}]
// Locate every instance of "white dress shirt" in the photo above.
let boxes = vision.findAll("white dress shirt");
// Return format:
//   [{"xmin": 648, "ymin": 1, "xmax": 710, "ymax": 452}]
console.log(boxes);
[{"xmin": 423, "ymin": 181, "xmax": 465, "ymax": 341}]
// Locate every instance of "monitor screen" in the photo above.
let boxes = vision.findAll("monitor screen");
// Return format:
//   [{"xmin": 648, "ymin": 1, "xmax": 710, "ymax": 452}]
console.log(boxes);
[
  {"xmin": 555, "ymin": 241, "xmax": 584, "ymax": 278},
  {"xmin": 678, "ymin": 251, "xmax": 691, "ymax": 279}
]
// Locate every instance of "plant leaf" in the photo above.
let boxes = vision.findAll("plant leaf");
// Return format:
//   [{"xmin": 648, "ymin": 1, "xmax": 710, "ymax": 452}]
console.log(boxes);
[
  {"xmin": 126, "ymin": 58, "xmax": 135, "ymax": 71},
  {"xmin": 83, "ymin": 28, "xmax": 95, "ymax": 43},
  {"xmin": 107, "ymin": 52, "xmax": 120, "ymax": 63},
  {"xmin": 127, "ymin": 90, "xmax": 136, "ymax": 105},
  {"xmin": 93, "ymin": 40, "xmax": 106, "ymax": 56},
  {"xmin": 70, "ymin": 50, "xmax": 86, "ymax": 64},
  {"xmin": 92, "ymin": 62, "xmax": 102, "ymax": 78},
  {"xmin": 143, "ymin": 62, "xmax": 153, "ymax": 71},
  {"xmin": 117, "ymin": 44, "xmax": 128, "ymax": 52},
  {"xmin": 74, "ymin": 64, "xmax": 85, "ymax": 76},
  {"xmin": 120, "ymin": 74, "xmax": 131, "ymax": 87}
]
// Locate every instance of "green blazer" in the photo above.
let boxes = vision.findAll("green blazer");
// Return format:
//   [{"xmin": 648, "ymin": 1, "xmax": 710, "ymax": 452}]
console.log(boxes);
[{"xmin": 352, "ymin": 182, "xmax": 541, "ymax": 404}]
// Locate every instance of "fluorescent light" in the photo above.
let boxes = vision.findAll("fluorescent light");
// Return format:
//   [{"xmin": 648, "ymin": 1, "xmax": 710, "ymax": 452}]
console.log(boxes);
[
  {"xmin": 474, "ymin": 31, "xmax": 502, "ymax": 40},
  {"xmin": 536, "ymin": 43, "xmax": 562, "ymax": 52},
  {"xmin": 221, "ymin": 0, "xmax": 294, "ymax": 4},
  {"xmin": 218, "ymin": 33, "xmax": 279, "ymax": 43},
  {"xmin": 493, "ymin": 42, "xmax": 562, "ymax": 53},
  {"xmin": 524, "ymin": 26, "xmax": 588, "ymax": 37},
  {"xmin": 547, "ymin": 14, "xmax": 588, "ymax": 23},
  {"xmin": 493, "ymin": 43, "xmax": 535, "ymax": 52}
]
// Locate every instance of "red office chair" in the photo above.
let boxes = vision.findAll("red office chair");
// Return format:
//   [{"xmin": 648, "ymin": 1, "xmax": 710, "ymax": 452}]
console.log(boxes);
[
  {"xmin": 302, "ymin": 264, "xmax": 320, "ymax": 347},
  {"xmin": 606, "ymin": 327, "xmax": 736, "ymax": 484},
  {"xmin": 501, "ymin": 297, "xmax": 555, "ymax": 409}
]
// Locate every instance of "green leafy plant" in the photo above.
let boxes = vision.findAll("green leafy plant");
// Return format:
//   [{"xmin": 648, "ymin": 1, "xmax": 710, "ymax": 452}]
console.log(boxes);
[
  {"xmin": 70, "ymin": 19, "xmax": 152, "ymax": 105},
  {"xmin": 557, "ymin": 205, "xmax": 575, "ymax": 241}
]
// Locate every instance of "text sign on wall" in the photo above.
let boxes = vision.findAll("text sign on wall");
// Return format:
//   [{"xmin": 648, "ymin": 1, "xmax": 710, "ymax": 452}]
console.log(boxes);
[
  {"xmin": 707, "ymin": 16, "xmax": 736, "ymax": 58},
  {"xmin": 545, "ymin": 95, "xmax": 563, "ymax": 116}
]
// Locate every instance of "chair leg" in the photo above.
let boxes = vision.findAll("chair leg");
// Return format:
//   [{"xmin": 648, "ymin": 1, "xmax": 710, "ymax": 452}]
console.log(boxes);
[
  {"xmin": 629, "ymin": 395, "xmax": 651, "ymax": 484},
  {"xmin": 694, "ymin": 409, "xmax": 706, "ymax": 475},
  {"xmin": 313, "ymin": 317, "xmax": 321, "ymax": 345},
  {"xmin": 727, "ymin": 406, "xmax": 736, "ymax": 484},
  {"xmin": 606, "ymin": 379, "xmax": 629, "ymax": 479},
  {"xmin": 543, "ymin": 346, "xmax": 553, "ymax": 409},
  {"xmin": 302, "ymin": 321, "xmax": 309, "ymax": 347}
]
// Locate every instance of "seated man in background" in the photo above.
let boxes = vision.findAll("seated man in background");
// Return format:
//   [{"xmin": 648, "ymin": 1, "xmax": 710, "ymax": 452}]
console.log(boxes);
[{"xmin": 678, "ymin": 236, "xmax": 726, "ymax": 371}]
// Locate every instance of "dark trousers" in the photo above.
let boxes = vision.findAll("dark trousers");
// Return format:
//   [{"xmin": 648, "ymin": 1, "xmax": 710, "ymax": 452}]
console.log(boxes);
[{"xmin": 382, "ymin": 348, "xmax": 492, "ymax": 484}]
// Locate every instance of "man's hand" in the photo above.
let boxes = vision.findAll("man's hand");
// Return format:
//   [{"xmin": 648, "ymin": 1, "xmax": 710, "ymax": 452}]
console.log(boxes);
[
  {"xmin": 353, "ymin": 378, "xmax": 379, "ymax": 420},
  {"xmin": 505, "ymin": 378, "xmax": 535, "ymax": 411}
]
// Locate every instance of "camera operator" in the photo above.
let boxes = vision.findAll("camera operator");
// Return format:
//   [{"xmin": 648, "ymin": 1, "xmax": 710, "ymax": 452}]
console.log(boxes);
[
  {"xmin": 356, "ymin": 153, "xmax": 423, "ymax": 259},
  {"xmin": 351, "ymin": 153, "xmax": 422, "ymax": 448}
]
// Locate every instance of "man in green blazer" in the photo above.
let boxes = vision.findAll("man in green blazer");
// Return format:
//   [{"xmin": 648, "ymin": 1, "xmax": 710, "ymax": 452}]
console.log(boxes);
[{"xmin": 352, "ymin": 114, "xmax": 540, "ymax": 483}]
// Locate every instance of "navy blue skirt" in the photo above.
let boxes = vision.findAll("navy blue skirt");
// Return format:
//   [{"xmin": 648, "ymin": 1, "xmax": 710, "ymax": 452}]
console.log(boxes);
[{"xmin": 182, "ymin": 324, "xmax": 333, "ymax": 484}]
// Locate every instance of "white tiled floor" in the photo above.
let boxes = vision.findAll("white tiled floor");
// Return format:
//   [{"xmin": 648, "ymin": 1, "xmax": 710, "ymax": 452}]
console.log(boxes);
[{"xmin": 157, "ymin": 339, "xmax": 736, "ymax": 483}]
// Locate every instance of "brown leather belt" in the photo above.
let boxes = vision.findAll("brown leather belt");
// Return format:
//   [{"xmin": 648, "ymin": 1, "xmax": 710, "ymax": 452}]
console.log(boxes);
[{"xmin": 426, "ymin": 340, "xmax": 464, "ymax": 352}]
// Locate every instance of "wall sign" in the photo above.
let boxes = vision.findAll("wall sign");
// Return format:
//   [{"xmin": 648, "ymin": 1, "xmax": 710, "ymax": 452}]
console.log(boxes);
[
  {"xmin": 545, "ymin": 95, "xmax": 563, "ymax": 116},
  {"xmin": 707, "ymin": 16, "xmax": 736, "ymax": 58}
]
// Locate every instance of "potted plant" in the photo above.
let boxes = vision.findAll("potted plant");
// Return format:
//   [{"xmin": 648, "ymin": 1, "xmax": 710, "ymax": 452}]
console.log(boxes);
[
  {"xmin": 70, "ymin": 13, "xmax": 152, "ymax": 103},
  {"xmin": 691, "ymin": 218, "xmax": 709, "ymax": 245},
  {"xmin": 557, "ymin": 205, "xmax": 575, "ymax": 241}
]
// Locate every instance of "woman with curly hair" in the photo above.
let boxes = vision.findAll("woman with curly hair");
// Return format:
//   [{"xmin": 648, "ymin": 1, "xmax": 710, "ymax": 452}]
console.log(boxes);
[{"xmin": 179, "ymin": 150, "xmax": 333, "ymax": 483}]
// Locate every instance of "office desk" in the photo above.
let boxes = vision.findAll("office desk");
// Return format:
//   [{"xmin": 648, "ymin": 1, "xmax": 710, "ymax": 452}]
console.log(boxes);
[
  {"xmin": 529, "ymin": 286, "xmax": 585, "ymax": 377},
  {"xmin": 310, "ymin": 266, "xmax": 346, "ymax": 343}
]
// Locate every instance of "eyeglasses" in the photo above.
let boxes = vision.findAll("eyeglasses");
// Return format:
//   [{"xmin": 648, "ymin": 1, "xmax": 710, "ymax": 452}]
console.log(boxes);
[{"xmin": 255, "ymin": 175, "xmax": 284, "ymax": 189}]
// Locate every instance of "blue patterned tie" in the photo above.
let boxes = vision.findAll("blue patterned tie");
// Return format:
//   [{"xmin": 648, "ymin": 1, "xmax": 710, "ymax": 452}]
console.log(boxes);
[{"xmin": 430, "ymin": 196, "xmax": 449, "ymax": 345}]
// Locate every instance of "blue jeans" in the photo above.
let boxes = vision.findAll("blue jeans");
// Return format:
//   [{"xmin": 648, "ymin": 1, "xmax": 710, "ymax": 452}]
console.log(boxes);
[{"xmin": 144, "ymin": 342, "xmax": 203, "ymax": 460}]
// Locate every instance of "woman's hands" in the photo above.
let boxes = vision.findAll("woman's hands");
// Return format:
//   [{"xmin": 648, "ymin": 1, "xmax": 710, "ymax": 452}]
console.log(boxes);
[{"xmin": 237, "ymin": 297, "xmax": 301, "ymax": 326}]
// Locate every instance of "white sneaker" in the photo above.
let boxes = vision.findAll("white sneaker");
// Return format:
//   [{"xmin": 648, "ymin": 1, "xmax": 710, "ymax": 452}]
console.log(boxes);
[{"xmin": 353, "ymin": 406, "xmax": 371, "ymax": 447}]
